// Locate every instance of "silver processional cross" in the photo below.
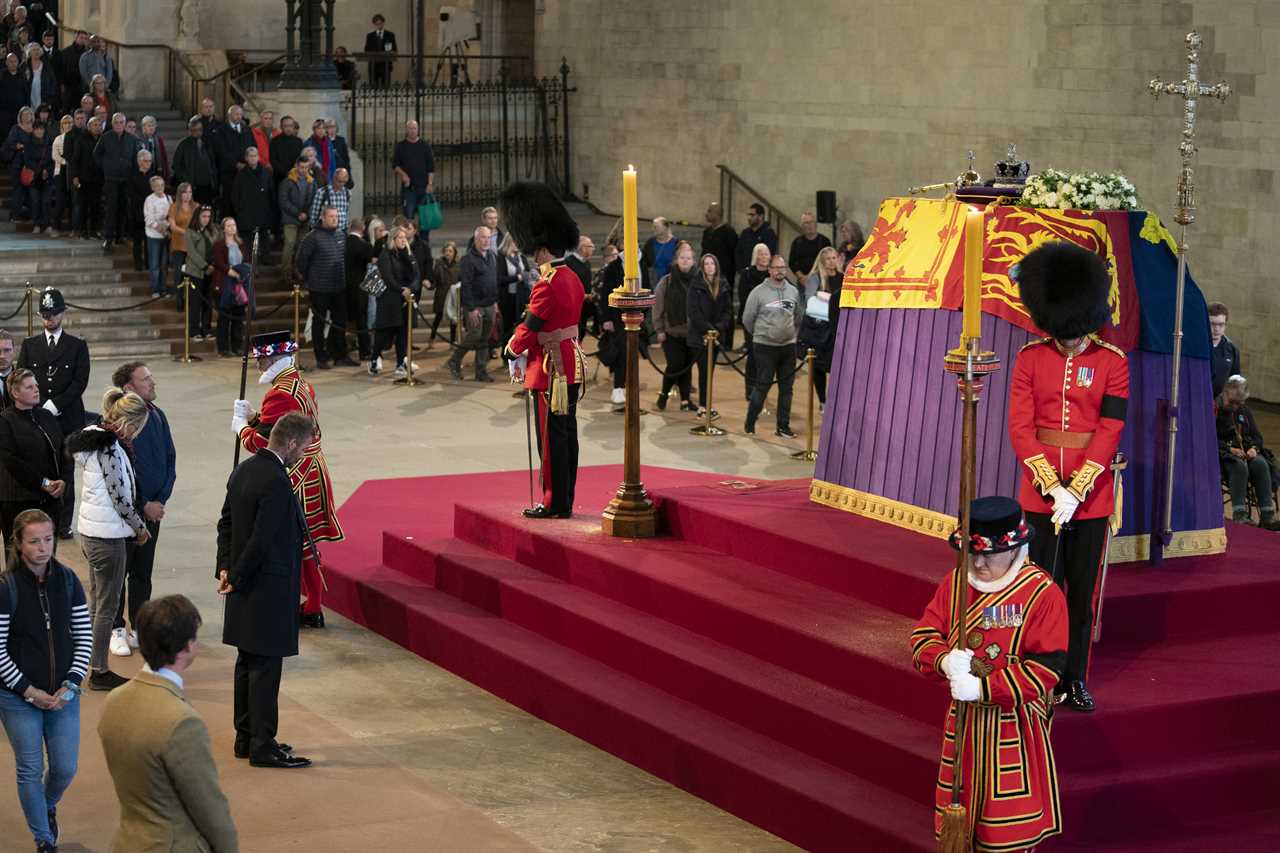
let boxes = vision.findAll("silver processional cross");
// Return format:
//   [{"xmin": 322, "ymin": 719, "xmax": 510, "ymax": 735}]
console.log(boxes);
[{"xmin": 1147, "ymin": 31, "xmax": 1230, "ymax": 548}]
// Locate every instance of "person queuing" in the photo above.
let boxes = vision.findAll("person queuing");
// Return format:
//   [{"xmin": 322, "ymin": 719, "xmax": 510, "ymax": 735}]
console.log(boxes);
[
  {"xmin": 1009, "ymin": 242, "xmax": 1128, "ymax": 714},
  {"xmin": 593, "ymin": 244, "xmax": 628, "ymax": 409},
  {"xmin": 297, "ymin": 206, "xmax": 353, "ymax": 370},
  {"xmin": 371, "ymin": 224, "xmax": 422, "ymax": 378},
  {"xmin": 182, "ymin": 205, "xmax": 217, "ymax": 342},
  {"xmin": 650, "ymin": 241, "xmax": 697, "ymax": 412},
  {"xmin": 910, "ymin": 496, "xmax": 1068, "ymax": 853},
  {"xmin": 126, "ymin": 148, "xmax": 156, "ymax": 272},
  {"xmin": 230, "ymin": 146, "xmax": 273, "ymax": 250},
  {"xmin": 137, "ymin": 115, "xmax": 169, "ymax": 183},
  {"xmin": 501, "ymin": 182, "xmax": 586, "ymax": 520},
  {"xmin": 210, "ymin": 217, "xmax": 248, "ymax": 357},
  {"xmin": 18, "ymin": 288, "xmax": 90, "ymax": 539},
  {"xmin": 167, "ymin": 182, "xmax": 197, "ymax": 302},
  {"xmin": 93, "ymin": 111, "xmax": 139, "ymax": 252},
  {"xmin": 687, "ymin": 252, "xmax": 733, "ymax": 421},
  {"xmin": 391, "ymin": 119, "xmax": 433, "ymax": 220},
  {"xmin": 107, "ymin": 362, "xmax": 176, "ymax": 659},
  {"xmin": 49, "ymin": 113, "xmax": 74, "ymax": 235},
  {"xmin": 798, "ymin": 247, "xmax": 843, "ymax": 407},
  {"xmin": 700, "ymin": 202, "xmax": 737, "ymax": 289},
  {"xmin": 446, "ymin": 225, "xmax": 498, "ymax": 382},
  {"xmin": 309, "ymin": 165, "xmax": 351, "ymax": 232},
  {"xmin": 734, "ymin": 202, "xmax": 778, "ymax": 275},
  {"xmin": 0, "ymin": 367, "xmax": 65, "ymax": 553},
  {"xmin": 735, "ymin": 242, "xmax": 771, "ymax": 400},
  {"xmin": 231, "ymin": 331, "xmax": 343, "ymax": 630},
  {"xmin": 496, "ymin": 232, "xmax": 536, "ymax": 359},
  {"xmin": 742, "ymin": 254, "xmax": 804, "ymax": 438},
  {"xmin": 217, "ymin": 410, "xmax": 315, "ymax": 769},
  {"xmin": 787, "ymin": 210, "xmax": 832, "ymax": 283},
  {"xmin": 170, "ymin": 116, "xmax": 218, "ymax": 209},
  {"xmin": 97, "ymin": 595, "xmax": 239, "ymax": 852},
  {"xmin": 67, "ymin": 114, "xmax": 104, "ymax": 239},
  {"xmin": 1, "ymin": 103, "xmax": 33, "ymax": 220},
  {"xmin": 344, "ymin": 218, "xmax": 376, "ymax": 362},
  {"xmin": 0, "ymin": 508, "xmax": 92, "ymax": 853},
  {"xmin": 66, "ymin": 388, "xmax": 151, "ymax": 692},
  {"xmin": 430, "ymin": 240, "xmax": 460, "ymax": 346},
  {"xmin": 0, "ymin": 329, "xmax": 14, "ymax": 410},
  {"xmin": 211, "ymin": 104, "xmax": 253, "ymax": 211},
  {"xmin": 640, "ymin": 216, "xmax": 677, "ymax": 292},
  {"xmin": 143, "ymin": 174, "xmax": 171, "ymax": 297},
  {"xmin": 277, "ymin": 154, "xmax": 316, "ymax": 282},
  {"xmin": 20, "ymin": 118, "xmax": 52, "ymax": 233}
]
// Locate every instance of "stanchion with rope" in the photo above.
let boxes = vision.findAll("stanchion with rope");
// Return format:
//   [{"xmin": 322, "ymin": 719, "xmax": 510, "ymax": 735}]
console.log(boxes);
[
  {"xmin": 25, "ymin": 281, "xmax": 35, "ymax": 337},
  {"xmin": 791, "ymin": 348, "xmax": 818, "ymax": 461},
  {"xmin": 690, "ymin": 329, "xmax": 726, "ymax": 437},
  {"xmin": 173, "ymin": 278, "xmax": 202, "ymax": 363},
  {"xmin": 394, "ymin": 292, "xmax": 422, "ymax": 386}
]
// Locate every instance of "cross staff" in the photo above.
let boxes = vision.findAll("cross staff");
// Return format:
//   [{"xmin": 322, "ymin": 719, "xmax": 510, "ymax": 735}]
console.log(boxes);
[{"xmin": 1146, "ymin": 31, "xmax": 1229, "ymax": 548}]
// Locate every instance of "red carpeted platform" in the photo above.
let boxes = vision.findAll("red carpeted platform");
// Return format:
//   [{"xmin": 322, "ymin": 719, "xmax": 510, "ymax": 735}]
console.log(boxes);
[{"xmin": 323, "ymin": 467, "xmax": 1280, "ymax": 853}]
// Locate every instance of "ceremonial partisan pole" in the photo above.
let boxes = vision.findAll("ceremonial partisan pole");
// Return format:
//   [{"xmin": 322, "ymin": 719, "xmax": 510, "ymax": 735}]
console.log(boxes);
[
  {"xmin": 938, "ymin": 208, "xmax": 1000, "ymax": 853},
  {"xmin": 232, "ymin": 233, "xmax": 262, "ymax": 470},
  {"xmin": 1147, "ymin": 32, "xmax": 1229, "ymax": 546}
]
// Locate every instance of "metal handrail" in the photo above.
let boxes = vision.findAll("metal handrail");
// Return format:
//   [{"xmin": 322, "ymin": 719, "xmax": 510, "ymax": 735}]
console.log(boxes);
[{"xmin": 716, "ymin": 164, "xmax": 803, "ymax": 239}]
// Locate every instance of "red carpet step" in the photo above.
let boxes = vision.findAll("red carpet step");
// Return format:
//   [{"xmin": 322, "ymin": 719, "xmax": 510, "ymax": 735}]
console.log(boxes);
[{"xmin": 323, "ymin": 467, "xmax": 1280, "ymax": 852}]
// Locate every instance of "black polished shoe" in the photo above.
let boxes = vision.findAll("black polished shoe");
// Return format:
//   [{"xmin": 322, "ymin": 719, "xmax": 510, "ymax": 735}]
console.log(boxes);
[
  {"xmin": 522, "ymin": 504, "xmax": 571, "ymax": 519},
  {"xmin": 1064, "ymin": 680, "xmax": 1095, "ymax": 712},
  {"xmin": 249, "ymin": 750, "xmax": 312, "ymax": 769},
  {"xmin": 236, "ymin": 741, "xmax": 293, "ymax": 759},
  {"xmin": 654, "ymin": 393, "xmax": 668, "ymax": 411},
  {"xmin": 744, "ymin": 422, "xmax": 756, "ymax": 435},
  {"xmin": 300, "ymin": 611, "xmax": 325, "ymax": 629},
  {"xmin": 35, "ymin": 842, "xmax": 56, "ymax": 853}
]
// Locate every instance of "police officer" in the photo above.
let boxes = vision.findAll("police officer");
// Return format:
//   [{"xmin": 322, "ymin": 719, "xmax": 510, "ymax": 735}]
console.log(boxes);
[{"xmin": 18, "ymin": 288, "xmax": 91, "ymax": 537}]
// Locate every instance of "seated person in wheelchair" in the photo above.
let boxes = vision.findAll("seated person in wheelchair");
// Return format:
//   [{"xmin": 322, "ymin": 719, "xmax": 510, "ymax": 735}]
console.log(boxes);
[{"xmin": 1217, "ymin": 374, "xmax": 1280, "ymax": 530}]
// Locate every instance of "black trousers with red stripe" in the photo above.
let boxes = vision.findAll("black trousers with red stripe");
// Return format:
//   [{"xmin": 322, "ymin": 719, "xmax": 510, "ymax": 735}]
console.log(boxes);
[
  {"xmin": 533, "ymin": 384, "xmax": 580, "ymax": 514},
  {"xmin": 1026, "ymin": 512, "xmax": 1109, "ymax": 684}
]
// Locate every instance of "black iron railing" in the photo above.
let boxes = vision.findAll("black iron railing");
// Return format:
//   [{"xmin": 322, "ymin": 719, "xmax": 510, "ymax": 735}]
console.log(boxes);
[{"xmin": 349, "ymin": 62, "xmax": 572, "ymax": 215}]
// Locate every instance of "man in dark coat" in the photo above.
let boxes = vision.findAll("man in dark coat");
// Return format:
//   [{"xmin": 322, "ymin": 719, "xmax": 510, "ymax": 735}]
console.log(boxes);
[
  {"xmin": 17, "ymin": 288, "xmax": 90, "ymax": 538},
  {"xmin": 92, "ymin": 112, "xmax": 140, "ymax": 251},
  {"xmin": 231, "ymin": 146, "xmax": 274, "ymax": 248},
  {"xmin": 57, "ymin": 31, "xmax": 89, "ymax": 115},
  {"xmin": 701, "ymin": 202, "xmax": 738, "ymax": 285},
  {"xmin": 170, "ymin": 116, "xmax": 219, "ymax": 208},
  {"xmin": 210, "ymin": 104, "xmax": 255, "ymax": 215},
  {"xmin": 363, "ymin": 14, "xmax": 397, "ymax": 87},
  {"xmin": 734, "ymin": 202, "xmax": 779, "ymax": 275},
  {"xmin": 0, "ymin": 366, "xmax": 66, "ymax": 556},
  {"xmin": 215, "ymin": 410, "xmax": 314, "ymax": 769},
  {"xmin": 295, "ymin": 206, "xmax": 352, "ymax": 369}
]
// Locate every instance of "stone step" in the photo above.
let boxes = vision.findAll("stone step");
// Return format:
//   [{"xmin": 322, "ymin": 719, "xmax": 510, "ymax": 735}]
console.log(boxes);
[{"xmin": 87, "ymin": 341, "xmax": 174, "ymax": 360}]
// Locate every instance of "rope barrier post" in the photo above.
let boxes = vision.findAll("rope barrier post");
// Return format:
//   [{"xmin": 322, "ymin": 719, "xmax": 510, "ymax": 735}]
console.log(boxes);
[
  {"xmin": 291, "ymin": 283, "xmax": 303, "ymax": 359},
  {"xmin": 394, "ymin": 292, "xmax": 422, "ymax": 386},
  {"xmin": 25, "ymin": 282, "xmax": 35, "ymax": 337},
  {"xmin": 173, "ymin": 279, "xmax": 202, "ymax": 364},
  {"xmin": 690, "ymin": 329, "xmax": 726, "ymax": 437},
  {"xmin": 791, "ymin": 348, "xmax": 818, "ymax": 461}
]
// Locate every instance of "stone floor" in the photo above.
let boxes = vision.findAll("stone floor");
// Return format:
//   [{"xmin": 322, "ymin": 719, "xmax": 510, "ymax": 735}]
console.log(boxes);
[{"xmin": 0, "ymin": 346, "xmax": 809, "ymax": 853}]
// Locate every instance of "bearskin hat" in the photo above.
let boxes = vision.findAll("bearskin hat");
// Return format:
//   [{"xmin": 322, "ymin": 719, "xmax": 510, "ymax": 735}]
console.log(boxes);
[
  {"xmin": 1014, "ymin": 241, "xmax": 1112, "ymax": 340},
  {"xmin": 499, "ymin": 181, "xmax": 580, "ymax": 256}
]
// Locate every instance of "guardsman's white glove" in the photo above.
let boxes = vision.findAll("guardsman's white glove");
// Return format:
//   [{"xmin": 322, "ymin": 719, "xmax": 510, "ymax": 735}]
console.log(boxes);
[
  {"xmin": 231, "ymin": 399, "xmax": 251, "ymax": 435},
  {"xmin": 1048, "ymin": 485, "xmax": 1081, "ymax": 527}
]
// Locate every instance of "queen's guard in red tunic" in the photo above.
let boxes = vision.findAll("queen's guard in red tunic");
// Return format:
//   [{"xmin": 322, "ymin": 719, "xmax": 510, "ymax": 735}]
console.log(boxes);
[
  {"xmin": 1009, "ymin": 242, "xmax": 1128, "ymax": 712},
  {"xmin": 231, "ymin": 331, "xmax": 344, "ymax": 627},
  {"xmin": 912, "ymin": 496, "xmax": 1069, "ymax": 853},
  {"xmin": 500, "ymin": 182, "xmax": 586, "ymax": 519}
]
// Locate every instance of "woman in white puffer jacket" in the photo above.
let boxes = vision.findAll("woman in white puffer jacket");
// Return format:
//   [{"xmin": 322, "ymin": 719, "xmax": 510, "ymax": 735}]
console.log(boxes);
[{"xmin": 64, "ymin": 388, "xmax": 151, "ymax": 692}]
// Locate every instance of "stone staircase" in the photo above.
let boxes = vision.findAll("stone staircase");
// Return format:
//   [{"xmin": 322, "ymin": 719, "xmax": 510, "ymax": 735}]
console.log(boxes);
[{"xmin": 0, "ymin": 168, "xmax": 295, "ymax": 361}]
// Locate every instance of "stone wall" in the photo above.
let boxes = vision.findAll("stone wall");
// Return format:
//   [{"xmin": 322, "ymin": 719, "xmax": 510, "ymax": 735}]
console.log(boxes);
[{"xmin": 532, "ymin": 0, "xmax": 1280, "ymax": 398}]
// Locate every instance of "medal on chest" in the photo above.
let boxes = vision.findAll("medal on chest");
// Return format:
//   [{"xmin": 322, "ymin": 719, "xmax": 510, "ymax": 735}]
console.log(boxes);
[
  {"xmin": 980, "ymin": 603, "xmax": 1024, "ymax": 630},
  {"xmin": 1075, "ymin": 366, "xmax": 1095, "ymax": 388}
]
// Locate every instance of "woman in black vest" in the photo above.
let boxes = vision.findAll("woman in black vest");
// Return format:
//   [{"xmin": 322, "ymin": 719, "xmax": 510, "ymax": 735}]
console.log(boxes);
[{"xmin": 0, "ymin": 508, "xmax": 92, "ymax": 852}]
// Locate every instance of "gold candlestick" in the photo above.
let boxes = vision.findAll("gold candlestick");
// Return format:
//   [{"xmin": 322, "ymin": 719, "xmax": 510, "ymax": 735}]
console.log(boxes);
[{"xmin": 602, "ymin": 278, "xmax": 657, "ymax": 538}]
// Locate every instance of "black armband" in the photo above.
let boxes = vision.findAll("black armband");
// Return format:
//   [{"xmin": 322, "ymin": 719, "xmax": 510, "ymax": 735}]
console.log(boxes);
[
  {"xmin": 524, "ymin": 312, "xmax": 546, "ymax": 332},
  {"xmin": 1100, "ymin": 394, "xmax": 1127, "ymax": 422}
]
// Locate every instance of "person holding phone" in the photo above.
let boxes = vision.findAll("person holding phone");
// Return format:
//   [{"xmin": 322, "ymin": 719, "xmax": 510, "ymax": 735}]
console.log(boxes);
[{"xmin": 0, "ymin": 508, "xmax": 92, "ymax": 853}]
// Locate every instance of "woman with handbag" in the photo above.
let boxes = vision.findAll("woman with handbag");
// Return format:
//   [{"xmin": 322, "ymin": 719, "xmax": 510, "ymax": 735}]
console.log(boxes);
[
  {"xmin": 210, "ymin": 217, "xmax": 248, "ymax": 357},
  {"xmin": 182, "ymin": 206, "xmax": 217, "ymax": 341},
  {"xmin": 20, "ymin": 119, "xmax": 52, "ymax": 233},
  {"xmin": 431, "ymin": 241, "xmax": 460, "ymax": 345},
  {"xmin": 370, "ymin": 225, "xmax": 421, "ymax": 377},
  {"xmin": 1, "ymin": 104, "xmax": 33, "ymax": 220}
]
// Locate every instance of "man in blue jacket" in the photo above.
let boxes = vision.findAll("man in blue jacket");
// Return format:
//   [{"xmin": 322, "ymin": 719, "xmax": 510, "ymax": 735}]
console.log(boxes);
[{"xmin": 107, "ymin": 361, "xmax": 176, "ymax": 658}]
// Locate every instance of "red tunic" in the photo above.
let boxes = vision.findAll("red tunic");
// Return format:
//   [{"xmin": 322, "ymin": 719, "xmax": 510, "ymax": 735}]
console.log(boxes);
[
  {"xmin": 238, "ymin": 365, "xmax": 344, "ymax": 543},
  {"xmin": 507, "ymin": 259, "xmax": 585, "ymax": 391},
  {"xmin": 1009, "ymin": 336, "xmax": 1129, "ymax": 520},
  {"xmin": 911, "ymin": 562, "xmax": 1069, "ymax": 852}
]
